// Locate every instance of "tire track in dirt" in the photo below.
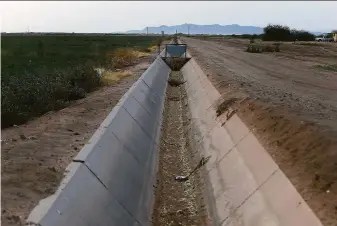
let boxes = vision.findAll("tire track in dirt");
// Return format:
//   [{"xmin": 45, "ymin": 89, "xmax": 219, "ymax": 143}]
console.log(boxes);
[{"xmin": 182, "ymin": 37, "xmax": 337, "ymax": 128}]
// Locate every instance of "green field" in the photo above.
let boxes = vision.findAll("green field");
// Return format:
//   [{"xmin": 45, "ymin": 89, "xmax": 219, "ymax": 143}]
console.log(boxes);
[{"xmin": 1, "ymin": 34, "xmax": 161, "ymax": 128}]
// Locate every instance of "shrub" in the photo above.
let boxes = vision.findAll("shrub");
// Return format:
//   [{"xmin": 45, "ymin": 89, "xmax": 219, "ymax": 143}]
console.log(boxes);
[
  {"xmin": 246, "ymin": 45, "xmax": 263, "ymax": 53},
  {"xmin": 291, "ymin": 29, "xmax": 315, "ymax": 41},
  {"xmin": 236, "ymin": 34, "xmax": 263, "ymax": 40},
  {"xmin": 262, "ymin": 24, "xmax": 315, "ymax": 41},
  {"xmin": 110, "ymin": 48, "xmax": 138, "ymax": 68},
  {"xmin": 274, "ymin": 43, "xmax": 281, "ymax": 52},
  {"xmin": 1, "ymin": 64, "xmax": 101, "ymax": 128},
  {"xmin": 70, "ymin": 63, "xmax": 101, "ymax": 92},
  {"xmin": 263, "ymin": 24, "xmax": 292, "ymax": 41},
  {"xmin": 246, "ymin": 43, "xmax": 280, "ymax": 53},
  {"xmin": 156, "ymin": 38, "xmax": 163, "ymax": 47},
  {"xmin": 263, "ymin": 45, "xmax": 275, "ymax": 52},
  {"xmin": 241, "ymin": 34, "xmax": 253, "ymax": 39}
]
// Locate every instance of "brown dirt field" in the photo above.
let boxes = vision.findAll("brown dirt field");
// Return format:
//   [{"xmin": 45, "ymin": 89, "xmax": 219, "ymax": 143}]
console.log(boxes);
[
  {"xmin": 1, "ymin": 56, "xmax": 154, "ymax": 226},
  {"xmin": 152, "ymin": 71, "xmax": 208, "ymax": 226},
  {"xmin": 181, "ymin": 37, "xmax": 337, "ymax": 226}
]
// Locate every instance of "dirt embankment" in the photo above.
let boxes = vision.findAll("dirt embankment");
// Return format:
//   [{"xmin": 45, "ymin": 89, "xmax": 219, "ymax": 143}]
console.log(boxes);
[
  {"xmin": 181, "ymin": 37, "xmax": 337, "ymax": 226},
  {"xmin": 152, "ymin": 71, "xmax": 208, "ymax": 226},
  {"xmin": 1, "ymin": 57, "xmax": 154, "ymax": 226}
]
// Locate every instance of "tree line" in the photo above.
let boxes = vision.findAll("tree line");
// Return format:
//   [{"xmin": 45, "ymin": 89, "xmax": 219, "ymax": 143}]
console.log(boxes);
[
  {"xmin": 262, "ymin": 24, "xmax": 315, "ymax": 41},
  {"xmin": 230, "ymin": 24, "xmax": 316, "ymax": 42}
]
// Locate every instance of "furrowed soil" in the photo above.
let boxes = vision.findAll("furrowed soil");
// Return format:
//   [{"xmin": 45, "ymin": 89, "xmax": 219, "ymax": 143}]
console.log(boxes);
[
  {"xmin": 181, "ymin": 37, "xmax": 337, "ymax": 226},
  {"xmin": 152, "ymin": 71, "xmax": 208, "ymax": 226},
  {"xmin": 1, "ymin": 56, "xmax": 154, "ymax": 226}
]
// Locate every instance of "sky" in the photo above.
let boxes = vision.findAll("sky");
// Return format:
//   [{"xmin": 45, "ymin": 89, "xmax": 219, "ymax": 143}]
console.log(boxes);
[{"xmin": 0, "ymin": 1, "xmax": 336, "ymax": 33}]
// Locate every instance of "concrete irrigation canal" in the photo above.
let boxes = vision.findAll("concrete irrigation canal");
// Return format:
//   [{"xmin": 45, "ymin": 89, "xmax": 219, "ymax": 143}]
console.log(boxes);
[
  {"xmin": 27, "ymin": 44, "xmax": 323, "ymax": 226},
  {"xmin": 152, "ymin": 71, "xmax": 207, "ymax": 225}
]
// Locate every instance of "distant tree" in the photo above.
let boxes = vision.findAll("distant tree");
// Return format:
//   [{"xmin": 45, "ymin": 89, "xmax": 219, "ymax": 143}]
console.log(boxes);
[
  {"xmin": 263, "ymin": 24, "xmax": 291, "ymax": 41},
  {"xmin": 262, "ymin": 24, "xmax": 314, "ymax": 41},
  {"xmin": 290, "ymin": 29, "xmax": 315, "ymax": 41},
  {"xmin": 325, "ymin": 33, "xmax": 333, "ymax": 38}
]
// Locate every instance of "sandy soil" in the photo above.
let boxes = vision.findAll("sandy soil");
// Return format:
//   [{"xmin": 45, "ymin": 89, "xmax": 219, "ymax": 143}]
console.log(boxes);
[
  {"xmin": 1, "ymin": 56, "xmax": 154, "ymax": 226},
  {"xmin": 152, "ymin": 71, "xmax": 208, "ymax": 226},
  {"xmin": 181, "ymin": 37, "xmax": 337, "ymax": 226}
]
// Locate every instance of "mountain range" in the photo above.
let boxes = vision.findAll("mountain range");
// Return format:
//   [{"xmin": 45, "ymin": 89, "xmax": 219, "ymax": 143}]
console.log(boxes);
[{"xmin": 126, "ymin": 23, "xmax": 324, "ymax": 35}]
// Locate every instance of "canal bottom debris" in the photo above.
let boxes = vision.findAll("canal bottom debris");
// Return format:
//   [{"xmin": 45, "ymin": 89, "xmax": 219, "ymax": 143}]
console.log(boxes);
[{"xmin": 152, "ymin": 71, "xmax": 208, "ymax": 226}]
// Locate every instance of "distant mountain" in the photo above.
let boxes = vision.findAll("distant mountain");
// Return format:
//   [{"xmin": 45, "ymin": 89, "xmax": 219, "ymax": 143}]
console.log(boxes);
[
  {"xmin": 126, "ymin": 23, "xmax": 327, "ymax": 36},
  {"xmin": 312, "ymin": 32, "xmax": 325, "ymax": 36},
  {"xmin": 127, "ymin": 24, "xmax": 264, "ymax": 35}
]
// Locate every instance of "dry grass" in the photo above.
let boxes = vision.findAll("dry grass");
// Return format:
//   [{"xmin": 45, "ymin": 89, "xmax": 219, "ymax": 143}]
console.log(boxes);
[
  {"xmin": 148, "ymin": 45, "xmax": 158, "ymax": 52},
  {"xmin": 106, "ymin": 48, "xmax": 153, "ymax": 69},
  {"xmin": 246, "ymin": 43, "xmax": 280, "ymax": 53},
  {"xmin": 101, "ymin": 71, "xmax": 133, "ymax": 85},
  {"xmin": 109, "ymin": 48, "xmax": 137, "ymax": 68},
  {"xmin": 133, "ymin": 50, "xmax": 151, "ymax": 58}
]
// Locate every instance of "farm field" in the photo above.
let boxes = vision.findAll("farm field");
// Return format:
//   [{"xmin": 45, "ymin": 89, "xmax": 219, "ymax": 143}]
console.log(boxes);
[
  {"xmin": 181, "ymin": 36, "xmax": 337, "ymax": 226},
  {"xmin": 1, "ymin": 34, "xmax": 161, "ymax": 128},
  {"xmin": 1, "ymin": 33, "xmax": 162, "ymax": 226}
]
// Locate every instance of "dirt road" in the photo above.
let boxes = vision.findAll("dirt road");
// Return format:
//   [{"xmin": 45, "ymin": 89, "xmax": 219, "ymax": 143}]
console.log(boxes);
[
  {"xmin": 181, "ymin": 37, "xmax": 337, "ymax": 226},
  {"xmin": 1, "ymin": 56, "xmax": 154, "ymax": 226},
  {"xmin": 183, "ymin": 37, "xmax": 337, "ymax": 130}
]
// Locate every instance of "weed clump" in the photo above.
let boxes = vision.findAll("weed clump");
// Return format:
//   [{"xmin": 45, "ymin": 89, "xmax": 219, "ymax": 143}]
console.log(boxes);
[
  {"xmin": 246, "ymin": 43, "xmax": 280, "ymax": 53},
  {"xmin": 110, "ymin": 48, "xmax": 137, "ymax": 68},
  {"xmin": 314, "ymin": 64, "xmax": 337, "ymax": 72},
  {"xmin": 216, "ymin": 98, "xmax": 237, "ymax": 117},
  {"xmin": 101, "ymin": 71, "xmax": 132, "ymax": 85}
]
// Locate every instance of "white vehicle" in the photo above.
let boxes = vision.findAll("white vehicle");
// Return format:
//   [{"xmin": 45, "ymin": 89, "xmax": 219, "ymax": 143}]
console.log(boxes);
[{"xmin": 315, "ymin": 34, "xmax": 333, "ymax": 42}]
